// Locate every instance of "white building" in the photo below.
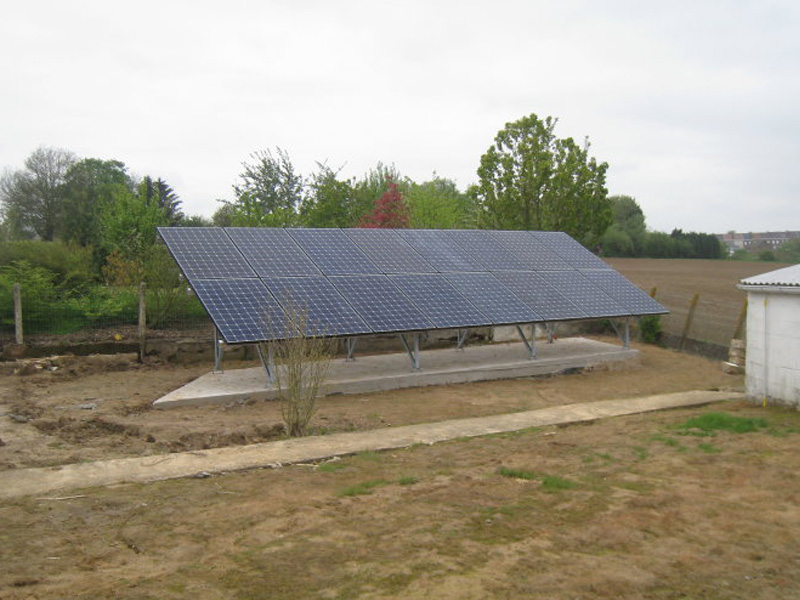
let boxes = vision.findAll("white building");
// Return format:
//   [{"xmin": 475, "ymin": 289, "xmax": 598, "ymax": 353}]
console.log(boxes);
[{"xmin": 738, "ymin": 265, "xmax": 800, "ymax": 408}]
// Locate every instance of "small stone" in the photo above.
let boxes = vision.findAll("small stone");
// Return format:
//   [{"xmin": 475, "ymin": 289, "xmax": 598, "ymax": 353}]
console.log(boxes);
[
  {"xmin": 9, "ymin": 414, "xmax": 29, "ymax": 424},
  {"xmin": 79, "ymin": 402, "xmax": 98, "ymax": 410},
  {"xmin": 195, "ymin": 471, "xmax": 212, "ymax": 479}
]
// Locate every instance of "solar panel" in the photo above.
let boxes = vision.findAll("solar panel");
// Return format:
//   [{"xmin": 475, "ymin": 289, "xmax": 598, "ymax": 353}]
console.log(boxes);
[
  {"xmin": 445, "ymin": 272, "xmax": 542, "ymax": 324},
  {"xmin": 494, "ymin": 271, "xmax": 588, "ymax": 321},
  {"xmin": 446, "ymin": 230, "xmax": 530, "ymax": 271},
  {"xmin": 494, "ymin": 230, "xmax": 571, "ymax": 271},
  {"xmin": 396, "ymin": 229, "xmax": 484, "ymax": 272},
  {"xmin": 344, "ymin": 229, "xmax": 436, "ymax": 273},
  {"xmin": 389, "ymin": 274, "xmax": 491, "ymax": 328},
  {"xmin": 160, "ymin": 226, "xmax": 665, "ymax": 344},
  {"xmin": 287, "ymin": 228, "xmax": 380, "ymax": 275},
  {"xmin": 329, "ymin": 275, "xmax": 433, "ymax": 333},
  {"xmin": 262, "ymin": 276, "xmax": 371, "ymax": 337},
  {"xmin": 530, "ymin": 231, "xmax": 610, "ymax": 269},
  {"xmin": 158, "ymin": 227, "xmax": 255, "ymax": 279},
  {"xmin": 580, "ymin": 269, "xmax": 668, "ymax": 315},
  {"xmin": 226, "ymin": 227, "xmax": 320, "ymax": 277},
  {"xmin": 191, "ymin": 279, "xmax": 287, "ymax": 343},
  {"xmin": 537, "ymin": 270, "xmax": 630, "ymax": 318}
]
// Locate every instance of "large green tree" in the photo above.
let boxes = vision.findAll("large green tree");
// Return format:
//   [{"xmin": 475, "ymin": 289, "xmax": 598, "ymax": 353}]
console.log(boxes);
[
  {"xmin": 299, "ymin": 163, "xmax": 357, "ymax": 227},
  {"xmin": 601, "ymin": 195, "xmax": 647, "ymax": 256},
  {"xmin": 406, "ymin": 175, "xmax": 477, "ymax": 229},
  {"xmin": 60, "ymin": 158, "xmax": 131, "ymax": 248},
  {"xmin": 474, "ymin": 114, "xmax": 611, "ymax": 245},
  {"xmin": 228, "ymin": 148, "xmax": 303, "ymax": 226},
  {"xmin": 0, "ymin": 146, "xmax": 76, "ymax": 241}
]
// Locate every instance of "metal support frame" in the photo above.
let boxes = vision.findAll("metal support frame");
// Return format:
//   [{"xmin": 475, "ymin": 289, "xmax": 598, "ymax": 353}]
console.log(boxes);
[
  {"xmin": 256, "ymin": 343, "xmax": 276, "ymax": 386},
  {"xmin": 609, "ymin": 317, "xmax": 631, "ymax": 349},
  {"xmin": 213, "ymin": 328, "xmax": 224, "ymax": 372},
  {"xmin": 515, "ymin": 324, "xmax": 537, "ymax": 360},
  {"xmin": 545, "ymin": 322, "xmax": 559, "ymax": 343},
  {"xmin": 398, "ymin": 332, "xmax": 421, "ymax": 371},
  {"xmin": 346, "ymin": 337, "xmax": 357, "ymax": 361},
  {"xmin": 456, "ymin": 329, "xmax": 469, "ymax": 350}
]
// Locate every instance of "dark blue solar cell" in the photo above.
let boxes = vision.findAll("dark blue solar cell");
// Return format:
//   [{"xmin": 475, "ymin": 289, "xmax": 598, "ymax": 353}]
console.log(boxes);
[
  {"xmin": 344, "ymin": 229, "xmax": 436, "ymax": 273},
  {"xmin": 226, "ymin": 228, "xmax": 320, "ymax": 277},
  {"xmin": 445, "ymin": 230, "xmax": 530, "ymax": 271},
  {"xmin": 529, "ymin": 231, "xmax": 610, "ymax": 269},
  {"xmin": 493, "ymin": 230, "xmax": 571, "ymax": 271},
  {"xmin": 262, "ymin": 276, "xmax": 371, "ymax": 336},
  {"xmin": 445, "ymin": 272, "xmax": 542, "ymax": 324},
  {"xmin": 329, "ymin": 275, "xmax": 433, "ymax": 333},
  {"xmin": 494, "ymin": 271, "xmax": 588, "ymax": 321},
  {"xmin": 389, "ymin": 274, "xmax": 490, "ymax": 328},
  {"xmin": 580, "ymin": 269, "xmax": 668, "ymax": 315},
  {"xmin": 158, "ymin": 227, "xmax": 255, "ymax": 279},
  {"xmin": 537, "ymin": 271, "xmax": 629, "ymax": 318},
  {"xmin": 395, "ymin": 229, "xmax": 484, "ymax": 272},
  {"xmin": 191, "ymin": 279, "xmax": 287, "ymax": 343},
  {"xmin": 287, "ymin": 228, "xmax": 379, "ymax": 275}
]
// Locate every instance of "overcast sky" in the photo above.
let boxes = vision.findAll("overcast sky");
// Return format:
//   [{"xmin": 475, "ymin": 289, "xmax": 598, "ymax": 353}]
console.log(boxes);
[{"xmin": 1, "ymin": 1, "xmax": 798, "ymax": 234}]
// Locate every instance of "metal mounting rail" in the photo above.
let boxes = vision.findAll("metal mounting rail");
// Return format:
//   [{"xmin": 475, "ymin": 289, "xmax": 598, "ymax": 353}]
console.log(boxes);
[
  {"xmin": 515, "ymin": 324, "xmax": 537, "ymax": 359},
  {"xmin": 398, "ymin": 333, "xmax": 421, "ymax": 371},
  {"xmin": 256, "ymin": 343, "xmax": 276, "ymax": 386}
]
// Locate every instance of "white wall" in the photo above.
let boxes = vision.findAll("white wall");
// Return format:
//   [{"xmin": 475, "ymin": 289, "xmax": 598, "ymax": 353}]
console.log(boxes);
[{"xmin": 745, "ymin": 290, "xmax": 800, "ymax": 408}]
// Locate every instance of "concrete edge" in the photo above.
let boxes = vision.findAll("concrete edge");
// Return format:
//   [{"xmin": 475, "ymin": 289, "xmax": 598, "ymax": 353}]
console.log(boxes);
[{"xmin": 0, "ymin": 390, "xmax": 743, "ymax": 500}]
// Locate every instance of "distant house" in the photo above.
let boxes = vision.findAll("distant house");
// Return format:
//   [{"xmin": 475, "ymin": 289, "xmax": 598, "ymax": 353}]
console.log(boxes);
[
  {"xmin": 738, "ymin": 264, "xmax": 800, "ymax": 408},
  {"xmin": 717, "ymin": 230, "xmax": 800, "ymax": 255}
]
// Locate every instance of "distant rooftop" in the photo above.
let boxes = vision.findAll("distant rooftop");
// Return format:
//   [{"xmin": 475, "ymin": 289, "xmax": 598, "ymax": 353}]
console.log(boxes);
[{"xmin": 740, "ymin": 264, "xmax": 800, "ymax": 287}]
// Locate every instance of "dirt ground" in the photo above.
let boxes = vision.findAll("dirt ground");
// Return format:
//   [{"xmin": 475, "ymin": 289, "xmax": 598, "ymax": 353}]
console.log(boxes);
[
  {"xmin": 2, "ymin": 340, "xmax": 800, "ymax": 599},
  {"xmin": 1, "ymin": 337, "xmax": 738, "ymax": 470}
]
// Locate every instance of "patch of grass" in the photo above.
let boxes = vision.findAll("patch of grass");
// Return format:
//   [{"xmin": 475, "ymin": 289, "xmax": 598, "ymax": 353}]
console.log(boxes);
[
  {"xmin": 697, "ymin": 442, "xmax": 722, "ymax": 454},
  {"xmin": 317, "ymin": 461, "xmax": 347, "ymax": 473},
  {"xmin": 397, "ymin": 476, "xmax": 419, "ymax": 486},
  {"xmin": 677, "ymin": 412, "xmax": 767, "ymax": 434},
  {"xmin": 336, "ymin": 479, "xmax": 389, "ymax": 497},
  {"xmin": 497, "ymin": 466, "xmax": 538, "ymax": 480},
  {"xmin": 651, "ymin": 434, "xmax": 688, "ymax": 452},
  {"xmin": 497, "ymin": 467, "xmax": 579, "ymax": 492},
  {"xmin": 631, "ymin": 446, "xmax": 648, "ymax": 460},
  {"xmin": 355, "ymin": 450, "xmax": 383, "ymax": 462}
]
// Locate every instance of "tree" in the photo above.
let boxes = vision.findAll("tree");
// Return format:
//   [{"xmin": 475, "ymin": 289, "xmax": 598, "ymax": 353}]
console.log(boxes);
[
  {"xmin": 142, "ymin": 176, "xmax": 183, "ymax": 225},
  {"xmin": 299, "ymin": 163, "xmax": 357, "ymax": 227},
  {"xmin": 227, "ymin": 148, "xmax": 303, "ymax": 226},
  {"xmin": 0, "ymin": 147, "xmax": 76, "ymax": 241},
  {"xmin": 776, "ymin": 238, "xmax": 800, "ymax": 263},
  {"xmin": 352, "ymin": 162, "xmax": 407, "ymax": 224},
  {"xmin": 406, "ymin": 175, "xmax": 477, "ymax": 229},
  {"xmin": 474, "ymin": 114, "xmax": 611, "ymax": 245},
  {"xmin": 358, "ymin": 177, "xmax": 411, "ymax": 228},
  {"xmin": 60, "ymin": 158, "xmax": 131, "ymax": 248}
]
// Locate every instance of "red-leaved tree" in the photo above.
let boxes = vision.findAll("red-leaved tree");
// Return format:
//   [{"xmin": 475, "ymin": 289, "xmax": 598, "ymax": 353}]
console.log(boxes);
[{"xmin": 358, "ymin": 177, "xmax": 411, "ymax": 228}]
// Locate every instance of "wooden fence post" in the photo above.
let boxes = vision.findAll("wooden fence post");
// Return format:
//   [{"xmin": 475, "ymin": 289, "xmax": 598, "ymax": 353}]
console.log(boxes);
[
  {"xmin": 679, "ymin": 293, "xmax": 699, "ymax": 351},
  {"xmin": 13, "ymin": 283, "xmax": 23, "ymax": 345},
  {"xmin": 138, "ymin": 282, "xmax": 146, "ymax": 362}
]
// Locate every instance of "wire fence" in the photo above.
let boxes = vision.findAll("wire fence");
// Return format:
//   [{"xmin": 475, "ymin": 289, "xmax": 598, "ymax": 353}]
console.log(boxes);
[
  {"xmin": 1, "ymin": 281, "xmax": 746, "ymax": 351},
  {"xmin": 0, "ymin": 283, "xmax": 213, "ymax": 346}
]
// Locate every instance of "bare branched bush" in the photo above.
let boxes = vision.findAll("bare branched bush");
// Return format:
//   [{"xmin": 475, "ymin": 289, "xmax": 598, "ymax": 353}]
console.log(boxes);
[{"xmin": 263, "ymin": 298, "xmax": 334, "ymax": 437}]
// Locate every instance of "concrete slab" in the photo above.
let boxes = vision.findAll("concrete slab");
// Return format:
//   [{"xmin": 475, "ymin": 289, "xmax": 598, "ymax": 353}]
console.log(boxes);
[
  {"xmin": 0, "ymin": 390, "xmax": 743, "ymax": 500},
  {"xmin": 154, "ymin": 337, "xmax": 637, "ymax": 409}
]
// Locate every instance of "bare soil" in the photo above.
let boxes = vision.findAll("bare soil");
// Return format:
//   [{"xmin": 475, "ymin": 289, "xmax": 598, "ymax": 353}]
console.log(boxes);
[{"xmin": 2, "ymin": 340, "xmax": 800, "ymax": 599}]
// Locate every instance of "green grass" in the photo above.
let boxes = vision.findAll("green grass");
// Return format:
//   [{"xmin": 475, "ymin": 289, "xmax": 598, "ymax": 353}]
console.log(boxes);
[
  {"xmin": 317, "ymin": 461, "xmax": 347, "ymax": 473},
  {"xmin": 497, "ymin": 467, "xmax": 579, "ymax": 491},
  {"xmin": 355, "ymin": 451, "xmax": 383, "ymax": 462},
  {"xmin": 677, "ymin": 412, "xmax": 767, "ymax": 434},
  {"xmin": 398, "ymin": 476, "xmax": 419, "ymax": 486},
  {"xmin": 697, "ymin": 442, "xmax": 722, "ymax": 454},
  {"xmin": 336, "ymin": 479, "xmax": 389, "ymax": 497}
]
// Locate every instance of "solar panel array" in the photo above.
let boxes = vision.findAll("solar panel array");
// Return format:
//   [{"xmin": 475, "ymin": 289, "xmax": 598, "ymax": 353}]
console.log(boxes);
[{"xmin": 158, "ymin": 227, "xmax": 668, "ymax": 343}]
